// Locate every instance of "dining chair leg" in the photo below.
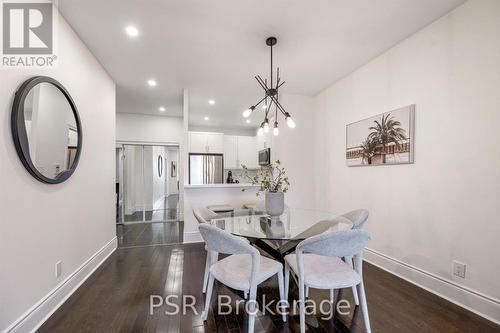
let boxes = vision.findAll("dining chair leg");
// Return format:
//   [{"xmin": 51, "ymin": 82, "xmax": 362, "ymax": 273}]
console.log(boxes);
[
  {"xmin": 202, "ymin": 251, "xmax": 211, "ymax": 293},
  {"xmin": 352, "ymin": 286, "xmax": 360, "ymax": 305},
  {"xmin": 345, "ymin": 255, "xmax": 360, "ymax": 305},
  {"xmin": 244, "ymin": 290, "xmax": 248, "ymax": 299},
  {"xmin": 305, "ymin": 286, "xmax": 310, "ymax": 298},
  {"xmin": 329, "ymin": 289, "xmax": 335, "ymax": 304},
  {"xmin": 299, "ymin": 278, "xmax": 306, "ymax": 333},
  {"xmin": 202, "ymin": 274, "xmax": 215, "ymax": 321},
  {"xmin": 277, "ymin": 270, "xmax": 287, "ymax": 322},
  {"xmin": 284, "ymin": 263, "xmax": 290, "ymax": 301},
  {"xmin": 247, "ymin": 287, "xmax": 257, "ymax": 333},
  {"xmin": 357, "ymin": 281, "xmax": 371, "ymax": 333}
]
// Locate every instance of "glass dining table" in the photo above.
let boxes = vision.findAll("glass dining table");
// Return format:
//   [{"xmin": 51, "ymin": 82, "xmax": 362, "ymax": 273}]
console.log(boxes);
[{"xmin": 207, "ymin": 208, "xmax": 353, "ymax": 261}]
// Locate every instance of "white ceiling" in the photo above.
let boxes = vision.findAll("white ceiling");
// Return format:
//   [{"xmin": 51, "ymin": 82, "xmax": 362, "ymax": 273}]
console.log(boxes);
[{"xmin": 59, "ymin": 0, "xmax": 464, "ymax": 129}]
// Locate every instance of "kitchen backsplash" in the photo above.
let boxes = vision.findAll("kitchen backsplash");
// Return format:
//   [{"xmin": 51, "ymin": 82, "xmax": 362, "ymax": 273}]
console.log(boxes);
[{"xmin": 224, "ymin": 168, "xmax": 259, "ymax": 184}]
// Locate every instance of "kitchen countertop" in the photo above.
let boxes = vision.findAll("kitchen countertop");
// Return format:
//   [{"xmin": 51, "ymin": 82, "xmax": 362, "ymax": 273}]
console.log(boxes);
[{"xmin": 184, "ymin": 183, "xmax": 260, "ymax": 189}]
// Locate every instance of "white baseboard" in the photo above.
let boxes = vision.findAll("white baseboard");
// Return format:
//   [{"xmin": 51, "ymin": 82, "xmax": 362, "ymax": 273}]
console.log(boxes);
[
  {"xmin": 3, "ymin": 237, "xmax": 117, "ymax": 333},
  {"xmin": 364, "ymin": 247, "xmax": 500, "ymax": 325},
  {"xmin": 183, "ymin": 231, "xmax": 203, "ymax": 243}
]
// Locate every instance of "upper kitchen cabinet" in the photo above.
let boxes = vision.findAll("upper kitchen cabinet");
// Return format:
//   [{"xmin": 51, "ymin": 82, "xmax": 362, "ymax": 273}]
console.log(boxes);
[
  {"xmin": 189, "ymin": 132, "xmax": 224, "ymax": 153},
  {"xmin": 223, "ymin": 135, "xmax": 259, "ymax": 169},
  {"xmin": 256, "ymin": 133, "xmax": 271, "ymax": 151},
  {"xmin": 206, "ymin": 133, "xmax": 224, "ymax": 153},
  {"xmin": 238, "ymin": 136, "xmax": 259, "ymax": 169},
  {"xmin": 223, "ymin": 135, "xmax": 238, "ymax": 169}
]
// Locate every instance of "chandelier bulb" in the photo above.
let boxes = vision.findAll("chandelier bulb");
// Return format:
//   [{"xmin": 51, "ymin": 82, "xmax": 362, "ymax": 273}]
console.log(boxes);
[
  {"xmin": 263, "ymin": 119, "xmax": 270, "ymax": 133},
  {"xmin": 242, "ymin": 106, "xmax": 254, "ymax": 118},
  {"xmin": 257, "ymin": 127, "xmax": 264, "ymax": 136},
  {"xmin": 273, "ymin": 122, "xmax": 279, "ymax": 136},
  {"xmin": 285, "ymin": 113, "xmax": 296, "ymax": 128}
]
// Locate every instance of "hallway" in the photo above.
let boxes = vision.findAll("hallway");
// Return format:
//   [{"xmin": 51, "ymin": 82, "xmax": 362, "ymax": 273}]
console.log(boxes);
[
  {"xmin": 122, "ymin": 194, "xmax": 179, "ymax": 222},
  {"xmin": 116, "ymin": 221, "xmax": 184, "ymax": 248}
]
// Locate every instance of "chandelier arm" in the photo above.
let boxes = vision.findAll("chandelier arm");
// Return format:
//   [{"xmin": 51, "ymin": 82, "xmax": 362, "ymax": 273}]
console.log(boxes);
[
  {"xmin": 256, "ymin": 75, "xmax": 269, "ymax": 90},
  {"xmin": 253, "ymin": 95, "xmax": 267, "ymax": 107},
  {"xmin": 269, "ymin": 95, "xmax": 287, "ymax": 115},
  {"xmin": 276, "ymin": 67, "xmax": 280, "ymax": 88},
  {"xmin": 277, "ymin": 81, "xmax": 286, "ymax": 89},
  {"xmin": 255, "ymin": 76, "xmax": 268, "ymax": 91},
  {"xmin": 275, "ymin": 90, "xmax": 279, "ymax": 123},
  {"xmin": 265, "ymin": 98, "xmax": 275, "ymax": 118}
]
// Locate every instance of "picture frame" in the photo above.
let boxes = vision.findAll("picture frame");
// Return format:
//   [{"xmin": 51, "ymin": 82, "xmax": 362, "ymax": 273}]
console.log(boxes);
[
  {"xmin": 346, "ymin": 105, "xmax": 415, "ymax": 166},
  {"xmin": 171, "ymin": 161, "xmax": 177, "ymax": 177}
]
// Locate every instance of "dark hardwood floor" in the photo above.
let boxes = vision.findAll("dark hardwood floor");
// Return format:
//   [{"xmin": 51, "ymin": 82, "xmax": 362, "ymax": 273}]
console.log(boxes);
[
  {"xmin": 119, "ymin": 194, "xmax": 179, "ymax": 223},
  {"xmin": 116, "ymin": 221, "xmax": 184, "ymax": 248},
  {"xmin": 38, "ymin": 243, "xmax": 500, "ymax": 333}
]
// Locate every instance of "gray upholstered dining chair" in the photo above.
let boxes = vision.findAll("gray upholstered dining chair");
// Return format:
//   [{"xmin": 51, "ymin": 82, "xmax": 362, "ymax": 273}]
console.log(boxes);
[
  {"xmin": 193, "ymin": 207, "xmax": 220, "ymax": 294},
  {"xmin": 343, "ymin": 208, "xmax": 369, "ymax": 230},
  {"xmin": 199, "ymin": 223, "xmax": 286, "ymax": 333},
  {"xmin": 304, "ymin": 209, "xmax": 369, "ymax": 305},
  {"xmin": 193, "ymin": 207, "xmax": 251, "ymax": 294},
  {"xmin": 284, "ymin": 229, "xmax": 372, "ymax": 333},
  {"xmin": 340, "ymin": 209, "xmax": 369, "ymax": 305}
]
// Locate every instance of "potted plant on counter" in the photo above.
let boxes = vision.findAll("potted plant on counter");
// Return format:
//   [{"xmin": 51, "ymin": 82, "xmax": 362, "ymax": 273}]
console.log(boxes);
[{"xmin": 242, "ymin": 160, "xmax": 290, "ymax": 217}]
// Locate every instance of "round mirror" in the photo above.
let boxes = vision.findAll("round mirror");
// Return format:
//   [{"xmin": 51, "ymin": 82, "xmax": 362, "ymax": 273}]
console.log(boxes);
[{"xmin": 11, "ymin": 76, "xmax": 82, "ymax": 184}]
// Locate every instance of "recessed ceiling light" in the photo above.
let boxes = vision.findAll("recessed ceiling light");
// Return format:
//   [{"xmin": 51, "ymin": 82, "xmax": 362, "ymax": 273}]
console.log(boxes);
[
  {"xmin": 208, "ymin": 100, "xmax": 215, "ymax": 105},
  {"xmin": 246, "ymin": 119, "xmax": 251, "ymax": 124},
  {"xmin": 159, "ymin": 106, "xmax": 166, "ymax": 112},
  {"xmin": 204, "ymin": 116, "xmax": 209, "ymax": 121},
  {"xmin": 125, "ymin": 26, "xmax": 139, "ymax": 37},
  {"xmin": 147, "ymin": 79, "xmax": 157, "ymax": 87}
]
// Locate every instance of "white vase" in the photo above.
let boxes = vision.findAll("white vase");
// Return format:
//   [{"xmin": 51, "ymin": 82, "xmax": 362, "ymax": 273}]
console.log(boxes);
[{"xmin": 265, "ymin": 191, "xmax": 285, "ymax": 217}]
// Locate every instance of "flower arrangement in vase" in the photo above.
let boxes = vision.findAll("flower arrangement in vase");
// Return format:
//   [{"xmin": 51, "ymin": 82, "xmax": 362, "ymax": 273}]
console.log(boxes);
[{"xmin": 242, "ymin": 160, "xmax": 290, "ymax": 217}]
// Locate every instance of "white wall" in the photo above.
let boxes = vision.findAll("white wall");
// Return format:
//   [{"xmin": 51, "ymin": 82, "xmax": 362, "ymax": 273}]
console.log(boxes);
[
  {"xmin": 272, "ymin": 94, "xmax": 318, "ymax": 210},
  {"xmin": 0, "ymin": 13, "xmax": 116, "ymax": 333},
  {"xmin": 309, "ymin": 0, "xmax": 500, "ymax": 322},
  {"xmin": 116, "ymin": 113, "xmax": 183, "ymax": 144}
]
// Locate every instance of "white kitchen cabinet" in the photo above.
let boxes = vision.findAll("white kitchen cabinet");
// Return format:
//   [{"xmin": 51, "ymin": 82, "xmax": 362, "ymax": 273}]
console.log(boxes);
[
  {"xmin": 256, "ymin": 133, "xmax": 270, "ymax": 151},
  {"xmin": 189, "ymin": 132, "xmax": 208, "ymax": 153},
  {"xmin": 238, "ymin": 136, "xmax": 259, "ymax": 169},
  {"xmin": 223, "ymin": 135, "xmax": 238, "ymax": 169},
  {"xmin": 206, "ymin": 133, "xmax": 224, "ymax": 153},
  {"xmin": 189, "ymin": 132, "xmax": 224, "ymax": 153}
]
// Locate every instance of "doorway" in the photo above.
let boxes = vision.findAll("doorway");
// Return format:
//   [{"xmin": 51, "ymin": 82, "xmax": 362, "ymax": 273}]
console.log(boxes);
[
  {"xmin": 116, "ymin": 144, "xmax": 180, "ymax": 224},
  {"xmin": 116, "ymin": 144, "xmax": 183, "ymax": 248}
]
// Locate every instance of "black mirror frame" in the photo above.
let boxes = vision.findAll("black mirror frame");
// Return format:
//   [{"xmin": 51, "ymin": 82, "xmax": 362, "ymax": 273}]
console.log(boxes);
[{"xmin": 11, "ymin": 76, "xmax": 83, "ymax": 184}]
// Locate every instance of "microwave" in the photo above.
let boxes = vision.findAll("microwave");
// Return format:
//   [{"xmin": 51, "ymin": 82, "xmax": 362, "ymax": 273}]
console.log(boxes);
[{"xmin": 258, "ymin": 148, "xmax": 271, "ymax": 166}]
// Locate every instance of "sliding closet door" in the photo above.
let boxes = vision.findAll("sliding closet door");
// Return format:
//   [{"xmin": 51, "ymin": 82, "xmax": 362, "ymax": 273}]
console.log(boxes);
[
  {"xmin": 122, "ymin": 145, "xmax": 145, "ymax": 222},
  {"xmin": 142, "ymin": 146, "xmax": 167, "ymax": 221},
  {"xmin": 121, "ymin": 144, "xmax": 179, "ymax": 223}
]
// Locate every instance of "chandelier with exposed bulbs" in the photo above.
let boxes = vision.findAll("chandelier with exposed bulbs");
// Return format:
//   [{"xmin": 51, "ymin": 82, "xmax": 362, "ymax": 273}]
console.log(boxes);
[{"xmin": 242, "ymin": 37, "xmax": 295, "ymax": 136}]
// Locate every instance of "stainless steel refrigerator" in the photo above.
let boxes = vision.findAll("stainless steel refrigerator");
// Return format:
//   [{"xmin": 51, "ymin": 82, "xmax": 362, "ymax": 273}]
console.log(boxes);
[{"xmin": 189, "ymin": 154, "xmax": 223, "ymax": 185}]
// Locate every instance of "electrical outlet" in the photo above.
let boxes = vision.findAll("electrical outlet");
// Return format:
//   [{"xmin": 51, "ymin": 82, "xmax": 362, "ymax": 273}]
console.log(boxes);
[
  {"xmin": 55, "ymin": 261, "xmax": 62, "ymax": 278},
  {"xmin": 453, "ymin": 260, "xmax": 466, "ymax": 278}
]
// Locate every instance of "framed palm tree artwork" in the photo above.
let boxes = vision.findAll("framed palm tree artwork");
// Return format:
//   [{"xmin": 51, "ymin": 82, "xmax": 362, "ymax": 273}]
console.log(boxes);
[{"xmin": 346, "ymin": 105, "xmax": 415, "ymax": 166}]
